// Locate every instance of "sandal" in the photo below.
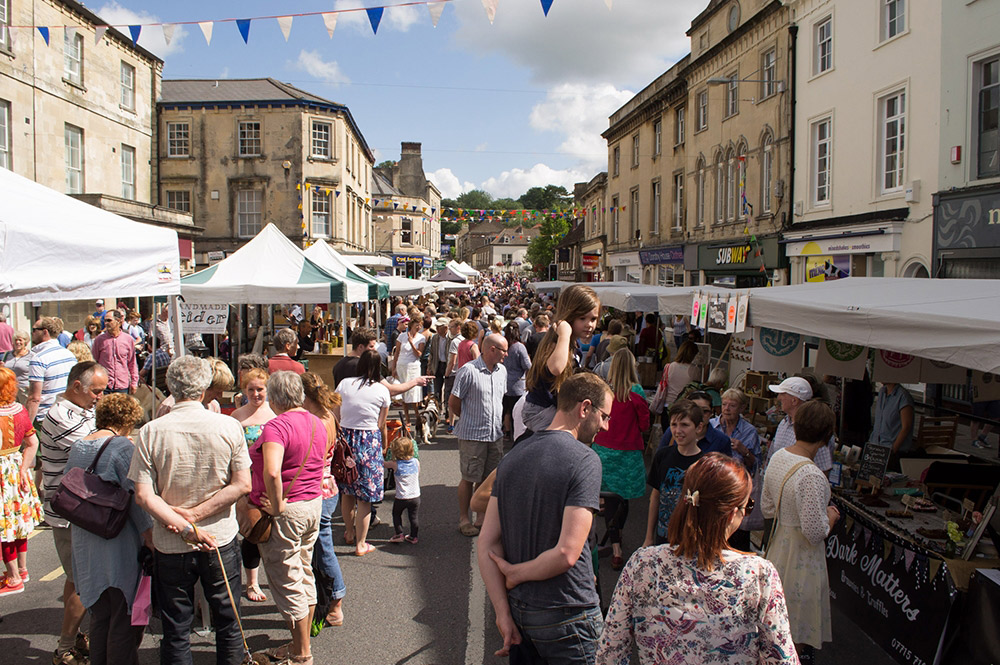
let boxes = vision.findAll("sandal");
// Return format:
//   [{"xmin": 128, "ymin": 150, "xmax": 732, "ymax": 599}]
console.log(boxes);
[
  {"xmin": 246, "ymin": 585, "xmax": 267, "ymax": 602},
  {"xmin": 388, "ymin": 533, "xmax": 405, "ymax": 543},
  {"xmin": 355, "ymin": 542, "xmax": 376, "ymax": 557},
  {"xmin": 459, "ymin": 523, "xmax": 480, "ymax": 537}
]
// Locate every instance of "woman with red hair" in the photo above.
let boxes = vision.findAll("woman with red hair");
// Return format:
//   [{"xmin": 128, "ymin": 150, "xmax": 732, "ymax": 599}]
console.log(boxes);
[
  {"xmin": 0, "ymin": 366, "xmax": 44, "ymax": 595},
  {"xmin": 596, "ymin": 453, "xmax": 797, "ymax": 665}
]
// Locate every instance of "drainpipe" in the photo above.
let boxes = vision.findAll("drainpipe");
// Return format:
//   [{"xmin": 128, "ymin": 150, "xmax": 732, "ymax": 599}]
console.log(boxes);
[{"xmin": 785, "ymin": 23, "xmax": 798, "ymax": 232}]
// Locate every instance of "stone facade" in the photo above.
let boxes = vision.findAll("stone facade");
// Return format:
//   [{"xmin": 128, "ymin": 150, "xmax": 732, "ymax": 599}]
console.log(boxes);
[
  {"xmin": 158, "ymin": 78, "xmax": 373, "ymax": 263},
  {"xmin": 577, "ymin": 172, "xmax": 608, "ymax": 281},
  {"xmin": 456, "ymin": 219, "xmax": 504, "ymax": 262},
  {"xmin": 470, "ymin": 224, "xmax": 537, "ymax": 274}
]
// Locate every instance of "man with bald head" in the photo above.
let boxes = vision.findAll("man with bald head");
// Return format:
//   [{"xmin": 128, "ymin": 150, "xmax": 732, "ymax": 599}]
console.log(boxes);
[{"xmin": 450, "ymin": 334, "xmax": 508, "ymax": 536}]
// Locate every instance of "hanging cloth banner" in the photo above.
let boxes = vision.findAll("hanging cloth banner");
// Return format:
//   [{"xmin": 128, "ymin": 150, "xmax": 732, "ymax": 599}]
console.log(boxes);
[
  {"xmin": 816, "ymin": 341, "xmax": 868, "ymax": 381},
  {"xmin": 199, "ymin": 21, "xmax": 213, "ymax": 45},
  {"xmin": 874, "ymin": 349, "xmax": 921, "ymax": 384},
  {"xmin": 919, "ymin": 359, "xmax": 967, "ymax": 385},
  {"xmin": 322, "ymin": 12, "xmax": 338, "ymax": 38},
  {"xmin": 735, "ymin": 294, "xmax": 749, "ymax": 334},
  {"xmin": 725, "ymin": 295, "xmax": 737, "ymax": 334},
  {"xmin": 697, "ymin": 293, "xmax": 709, "ymax": 329},
  {"xmin": 178, "ymin": 303, "xmax": 229, "ymax": 334},
  {"xmin": 236, "ymin": 18, "xmax": 251, "ymax": 44},
  {"xmin": 751, "ymin": 327, "xmax": 804, "ymax": 374},
  {"xmin": 366, "ymin": 7, "xmax": 384, "ymax": 35}
]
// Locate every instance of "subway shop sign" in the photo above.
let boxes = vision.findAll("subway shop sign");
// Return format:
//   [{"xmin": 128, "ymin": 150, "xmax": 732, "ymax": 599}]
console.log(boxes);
[{"xmin": 716, "ymin": 244, "xmax": 753, "ymax": 265}]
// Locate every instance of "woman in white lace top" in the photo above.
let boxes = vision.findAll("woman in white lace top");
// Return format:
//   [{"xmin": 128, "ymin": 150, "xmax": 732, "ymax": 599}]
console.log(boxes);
[
  {"xmin": 762, "ymin": 399, "xmax": 841, "ymax": 664},
  {"xmin": 597, "ymin": 453, "xmax": 797, "ymax": 665}
]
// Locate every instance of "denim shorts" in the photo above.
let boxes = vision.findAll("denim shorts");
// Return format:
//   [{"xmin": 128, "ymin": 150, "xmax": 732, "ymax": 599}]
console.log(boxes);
[{"xmin": 508, "ymin": 599, "xmax": 603, "ymax": 665}]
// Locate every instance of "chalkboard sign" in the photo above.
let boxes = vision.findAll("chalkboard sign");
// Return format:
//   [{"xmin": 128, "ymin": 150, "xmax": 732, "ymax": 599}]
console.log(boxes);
[{"xmin": 857, "ymin": 442, "xmax": 891, "ymax": 486}]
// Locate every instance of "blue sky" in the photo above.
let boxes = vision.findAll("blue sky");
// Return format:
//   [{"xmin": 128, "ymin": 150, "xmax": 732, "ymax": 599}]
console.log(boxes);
[{"xmin": 96, "ymin": 0, "xmax": 704, "ymax": 199}]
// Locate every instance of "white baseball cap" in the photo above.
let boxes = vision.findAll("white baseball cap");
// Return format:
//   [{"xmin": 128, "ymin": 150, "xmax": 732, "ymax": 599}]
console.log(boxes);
[
  {"xmin": 768, "ymin": 377, "xmax": 813, "ymax": 402},
  {"xmin": 95, "ymin": 299, "xmax": 104, "ymax": 305}
]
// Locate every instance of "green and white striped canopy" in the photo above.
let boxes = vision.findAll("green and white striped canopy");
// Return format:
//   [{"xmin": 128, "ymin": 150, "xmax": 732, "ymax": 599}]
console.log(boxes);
[{"xmin": 303, "ymin": 240, "xmax": 389, "ymax": 301}]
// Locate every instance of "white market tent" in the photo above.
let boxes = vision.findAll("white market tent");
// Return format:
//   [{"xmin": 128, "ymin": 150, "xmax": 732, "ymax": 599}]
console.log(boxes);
[
  {"xmin": 456, "ymin": 261, "xmax": 481, "ymax": 277},
  {"xmin": 745, "ymin": 278, "xmax": 1000, "ymax": 374},
  {"xmin": 341, "ymin": 254, "xmax": 393, "ymax": 269},
  {"xmin": 435, "ymin": 280, "xmax": 471, "ymax": 292},
  {"xmin": 379, "ymin": 275, "xmax": 439, "ymax": 297},
  {"xmin": 430, "ymin": 265, "xmax": 468, "ymax": 283},
  {"xmin": 303, "ymin": 240, "xmax": 390, "ymax": 302},
  {"xmin": 0, "ymin": 166, "xmax": 180, "ymax": 303},
  {"xmin": 181, "ymin": 224, "xmax": 347, "ymax": 304}
]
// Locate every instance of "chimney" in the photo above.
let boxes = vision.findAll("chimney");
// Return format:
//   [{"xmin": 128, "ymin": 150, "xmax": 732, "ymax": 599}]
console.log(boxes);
[{"xmin": 397, "ymin": 142, "xmax": 426, "ymax": 198}]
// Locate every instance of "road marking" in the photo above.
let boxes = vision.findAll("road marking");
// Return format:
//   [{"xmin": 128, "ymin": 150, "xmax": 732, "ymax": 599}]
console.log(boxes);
[
  {"xmin": 27, "ymin": 530, "xmax": 42, "ymax": 540},
  {"xmin": 465, "ymin": 540, "xmax": 486, "ymax": 664},
  {"xmin": 41, "ymin": 566, "xmax": 64, "ymax": 582}
]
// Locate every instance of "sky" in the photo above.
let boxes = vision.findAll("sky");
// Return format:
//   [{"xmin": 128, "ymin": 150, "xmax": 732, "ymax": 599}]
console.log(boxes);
[{"xmin": 93, "ymin": 0, "xmax": 706, "ymax": 200}]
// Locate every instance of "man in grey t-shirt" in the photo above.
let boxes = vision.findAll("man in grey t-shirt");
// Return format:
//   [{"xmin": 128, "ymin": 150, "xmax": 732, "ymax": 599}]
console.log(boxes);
[{"xmin": 478, "ymin": 372, "xmax": 611, "ymax": 664}]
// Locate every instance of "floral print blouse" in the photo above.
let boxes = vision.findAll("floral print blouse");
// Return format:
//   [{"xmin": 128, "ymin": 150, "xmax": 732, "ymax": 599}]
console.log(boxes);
[{"xmin": 596, "ymin": 546, "xmax": 798, "ymax": 665}]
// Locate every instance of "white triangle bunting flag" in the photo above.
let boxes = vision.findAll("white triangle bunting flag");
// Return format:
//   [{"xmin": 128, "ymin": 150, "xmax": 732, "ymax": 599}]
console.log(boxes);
[
  {"xmin": 427, "ymin": 1, "xmax": 446, "ymax": 27},
  {"xmin": 277, "ymin": 15, "xmax": 293, "ymax": 42},
  {"xmin": 162, "ymin": 23, "xmax": 175, "ymax": 46},
  {"xmin": 322, "ymin": 13, "xmax": 338, "ymax": 38},
  {"xmin": 94, "ymin": 26, "xmax": 107, "ymax": 45},
  {"xmin": 604, "ymin": 0, "xmax": 612, "ymax": 9},
  {"xmin": 64, "ymin": 26, "xmax": 77, "ymax": 41},
  {"xmin": 482, "ymin": 0, "xmax": 498, "ymax": 24},
  {"xmin": 199, "ymin": 21, "xmax": 214, "ymax": 46}
]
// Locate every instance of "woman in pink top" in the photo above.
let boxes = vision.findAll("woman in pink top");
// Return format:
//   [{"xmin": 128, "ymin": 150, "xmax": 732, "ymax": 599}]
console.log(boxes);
[
  {"xmin": 454, "ymin": 320, "xmax": 480, "ymax": 371},
  {"xmin": 250, "ymin": 370, "xmax": 326, "ymax": 665}
]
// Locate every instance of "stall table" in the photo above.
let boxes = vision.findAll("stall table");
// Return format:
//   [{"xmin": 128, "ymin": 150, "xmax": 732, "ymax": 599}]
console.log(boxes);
[{"xmin": 303, "ymin": 349, "xmax": 346, "ymax": 389}]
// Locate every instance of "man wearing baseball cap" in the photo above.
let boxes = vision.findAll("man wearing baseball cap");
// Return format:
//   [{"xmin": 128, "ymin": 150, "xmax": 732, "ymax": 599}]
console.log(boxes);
[
  {"xmin": 93, "ymin": 299, "xmax": 108, "ymax": 330},
  {"xmin": 766, "ymin": 377, "xmax": 835, "ymax": 472}
]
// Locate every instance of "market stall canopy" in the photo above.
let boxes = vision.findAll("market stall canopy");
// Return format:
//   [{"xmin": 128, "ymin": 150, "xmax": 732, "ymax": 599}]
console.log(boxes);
[
  {"xmin": 746, "ymin": 278, "xmax": 1000, "ymax": 373},
  {"xmin": 455, "ymin": 261, "xmax": 481, "ymax": 277},
  {"xmin": 655, "ymin": 285, "xmax": 735, "ymax": 315},
  {"xmin": 341, "ymin": 254, "xmax": 393, "ymax": 268},
  {"xmin": 181, "ymin": 224, "xmax": 346, "ymax": 304},
  {"xmin": 435, "ymin": 280, "xmax": 471, "ymax": 292},
  {"xmin": 430, "ymin": 266, "xmax": 468, "ymax": 283},
  {"xmin": 379, "ymin": 275, "xmax": 439, "ymax": 297},
  {"xmin": 303, "ymin": 240, "xmax": 389, "ymax": 301},
  {"xmin": 0, "ymin": 166, "xmax": 180, "ymax": 303}
]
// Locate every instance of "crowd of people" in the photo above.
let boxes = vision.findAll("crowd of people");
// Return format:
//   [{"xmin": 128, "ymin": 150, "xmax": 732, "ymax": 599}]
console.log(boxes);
[{"xmin": 0, "ymin": 272, "xmax": 929, "ymax": 665}]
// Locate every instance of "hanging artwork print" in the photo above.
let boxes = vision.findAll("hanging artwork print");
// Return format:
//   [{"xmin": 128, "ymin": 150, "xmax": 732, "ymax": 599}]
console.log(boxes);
[
  {"xmin": 707, "ymin": 298, "xmax": 728, "ymax": 334},
  {"xmin": 816, "ymin": 340, "xmax": 868, "ymax": 380},
  {"xmin": 874, "ymin": 350, "xmax": 921, "ymax": 383},
  {"xmin": 751, "ymin": 327, "xmax": 803, "ymax": 374}
]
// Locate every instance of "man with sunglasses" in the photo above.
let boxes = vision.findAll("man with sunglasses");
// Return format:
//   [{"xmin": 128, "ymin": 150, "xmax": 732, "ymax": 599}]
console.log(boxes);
[{"xmin": 478, "ymin": 372, "xmax": 611, "ymax": 664}]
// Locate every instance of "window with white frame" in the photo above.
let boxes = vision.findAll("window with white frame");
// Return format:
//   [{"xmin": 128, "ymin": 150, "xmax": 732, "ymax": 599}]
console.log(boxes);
[
  {"xmin": 0, "ymin": 0, "xmax": 9, "ymax": 49},
  {"xmin": 814, "ymin": 17, "xmax": 833, "ymax": 75},
  {"xmin": 761, "ymin": 49, "xmax": 776, "ymax": 98},
  {"xmin": 695, "ymin": 158, "xmax": 706, "ymax": 227},
  {"xmin": 401, "ymin": 217, "xmax": 413, "ymax": 244},
  {"xmin": 632, "ymin": 134, "xmax": 640, "ymax": 167},
  {"xmin": 120, "ymin": 62, "xmax": 135, "ymax": 110},
  {"xmin": 165, "ymin": 190, "xmax": 191, "ymax": 212},
  {"xmin": 0, "ymin": 99, "xmax": 9, "ymax": 170},
  {"xmin": 654, "ymin": 120, "xmax": 662, "ymax": 156},
  {"xmin": 64, "ymin": 30, "xmax": 83, "ymax": 85},
  {"xmin": 975, "ymin": 56, "xmax": 999, "ymax": 180},
  {"xmin": 651, "ymin": 180, "xmax": 661, "ymax": 234},
  {"xmin": 311, "ymin": 121, "xmax": 332, "ymax": 159},
  {"xmin": 238, "ymin": 121, "xmax": 261, "ymax": 156},
  {"xmin": 725, "ymin": 74, "xmax": 739, "ymax": 117},
  {"xmin": 812, "ymin": 117, "xmax": 833, "ymax": 205},
  {"xmin": 761, "ymin": 134, "xmax": 773, "ymax": 212},
  {"xmin": 121, "ymin": 144, "xmax": 135, "ymax": 200},
  {"xmin": 630, "ymin": 189, "xmax": 639, "ymax": 239},
  {"xmin": 715, "ymin": 152, "xmax": 724, "ymax": 224},
  {"xmin": 612, "ymin": 146, "xmax": 620, "ymax": 176},
  {"xmin": 311, "ymin": 190, "xmax": 331, "ymax": 237},
  {"xmin": 725, "ymin": 149, "xmax": 736, "ymax": 221},
  {"xmin": 880, "ymin": 0, "xmax": 905, "ymax": 42},
  {"xmin": 878, "ymin": 90, "xmax": 906, "ymax": 194},
  {"xmin": 676, "ymin": 107, "xmax": 686, "ymax": 145},
  {"xmin": 65, "ymin": 124, "xmax": 83, "ymax": 194},
  {"xmin": 612, "ymin": 195, "xmax": 620, "ymax": 240},
  {"xmin": 167, "ymin": 122, "xmax": 189, "ymax": 157},
  {"xmin": 673, "ymin": 172, "xmax": 684, "ymax": 231},
  {"xmin": 697, "ymin": 91, "xmax": 708, "ymax": 130},
  {"xmin": 237, "ymin": 189, "xmax": 262, "ymax": 236},
  {"xmin": 501, "ymin": 253, "xmax": 512, "ymax": 265}
]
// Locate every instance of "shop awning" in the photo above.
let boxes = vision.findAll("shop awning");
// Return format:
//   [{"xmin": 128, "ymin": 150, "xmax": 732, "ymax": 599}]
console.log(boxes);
[
  {"xmin": 341, "ymin": 254, "xmax": 393, "ymax": 268},
  {"xmin": 379, "ymin": 275, "xmax": 439, "ymax": 297}
]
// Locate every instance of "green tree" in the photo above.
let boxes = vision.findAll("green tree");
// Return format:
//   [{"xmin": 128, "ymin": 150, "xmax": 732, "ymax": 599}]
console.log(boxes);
[
  {"xmin": 441, "ymin": 220, "xmax": 462, "ymax": 235},
  {"xmin": 525, "ymin": 215, "xmax": 569, "ymax": 276},
  {"xmin": 375, "ymin": 160, "xmax": 397, "ymax": 170},
  {"xmin": 519, "ymin": 185, "xmax": 572, "ymax": 211},
  {"xmin": 454, "ymin": 189, "xmax": 494, "ymax": 210},
  {"xmin": 492, "ymin": 197, "xmax": 520, "ymax": 210}
]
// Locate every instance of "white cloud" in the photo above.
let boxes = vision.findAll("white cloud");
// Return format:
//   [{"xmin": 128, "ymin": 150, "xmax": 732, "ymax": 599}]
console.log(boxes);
[
  {"xmin": 96, "ymin": 2, "xmax": 186, "ymax": 58},
  {"xmin": 452, "ymin": 0, "xmax": 702, "ymax": 86},
  {"xmin": 333, "ymin": 0, "xmax": 422, "ymax": 34},
  {"xmin": 529, "ymin": 83, "xmax": 633, "ymax": 170},
  {"xmin": 480, "ymin": 163, "xmax": 590, "ymax": 199},
  {"xmin": 427, "ymin": 168, "xmax": 476, "ymax": 199},
  {"xmin": 294, "ymin": 50, "xmax": 350, "ymax": 86}
]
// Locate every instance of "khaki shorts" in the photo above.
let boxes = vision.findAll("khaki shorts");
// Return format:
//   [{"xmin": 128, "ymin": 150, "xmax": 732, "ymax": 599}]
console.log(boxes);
[
  {"xmin": 459, "ymin": 438, "xmax": 503, "ymax": 484},
  {"xmin": 257, "ymin": 497, "xmax": 322, "ymax": 622},
  {"xmin": 53, "ymin": 527, "xmax": 74, "ymax": 585}
]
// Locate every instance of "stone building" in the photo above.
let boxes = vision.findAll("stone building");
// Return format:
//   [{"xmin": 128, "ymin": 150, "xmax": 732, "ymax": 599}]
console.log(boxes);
[
  {"xmin": 456, "ymin": 218, "xmax": 504, "ymax": 262},
  {"xmin": 371, "ymin": 142, "xmax": 442, "ymax": 279},
  {"xmin": 576, "ymin": 173, "xmax": 608, "ymax": 282},
  {"xmin": 470, "ymin": 224, "xmax": 538, "ymax": 274},
  {"xmin": 158, "ymin": 78, "xmax": 373, "ymax": 264}
]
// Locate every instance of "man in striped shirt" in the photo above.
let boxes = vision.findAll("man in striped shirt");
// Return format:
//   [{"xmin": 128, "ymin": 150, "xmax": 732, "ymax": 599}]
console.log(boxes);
[
  {"xmin": 37, "ymin": 361, "xmax": 107, "ymax": 665},
  {"xmin": 27, "ymin": 317, "xmax": 78, "ymax": 423},
  {"xmin": 450, "ymin": 334, "xmax": 508, "ymax": 537}
]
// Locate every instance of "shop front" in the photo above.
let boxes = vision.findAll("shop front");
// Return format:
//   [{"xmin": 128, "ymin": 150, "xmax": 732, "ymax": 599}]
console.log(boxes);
[
  {"xmin": 696, "ymin": 236, "xmax": 784, "ymax": 288},
  {"xmin": 392, "ymin": 254, "xmax": 432, "ymax": 279},
  {"xmin": 579, "ymin": 238, "xmax": 605, "ymax": 283},
  {"xmin": 640, "ymin": 245, "xmax": 684, "ymax": 286},
  {"xmin": 607, "ymin": 251, "xmax": 642, "ymax": 283},
  {"xmin": 934, "ymin": 184, "xmax": 1000, "ymax": 279},
  {"xmin": 782, "ymin": 222, "xmax": 904, "ymax": 284}
]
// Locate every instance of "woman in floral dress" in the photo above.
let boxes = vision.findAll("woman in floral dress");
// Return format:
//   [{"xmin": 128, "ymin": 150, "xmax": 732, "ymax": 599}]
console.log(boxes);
[
  {"xmin": 0, "ymin": 367, "xmax": 43, "ymax": 595},
  {"xmin": 334, "ymin": 350, "xmax": 389, "ymax": 557},
  {"xmin": 597, "ymin": 453, "xmax": 797, "ymax": 665}
]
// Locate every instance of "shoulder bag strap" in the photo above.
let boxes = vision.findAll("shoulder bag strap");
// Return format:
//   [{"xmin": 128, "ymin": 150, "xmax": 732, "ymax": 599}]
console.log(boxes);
[
  {"xmin": 284, "ymin": 418, "xmax": 317, "ymax": 496},
  {"xmin": 763, "ymin": 459, "xmax": 812, "ymax": 558},
  {"xmin": 86, "ymin": 436, "xmax": 118, "ymax": 474}
]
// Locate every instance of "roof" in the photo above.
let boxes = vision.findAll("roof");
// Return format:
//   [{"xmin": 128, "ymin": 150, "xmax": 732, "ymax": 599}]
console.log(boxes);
[
  {"xmin": 159, "ymin": 78, "xmax": 373, "ymax": 161},
  {"xmin": 556, "ymin": 221, "xmax": 586, "ymax": 248},
  {"xmin": 371, "ymin": 171, "xmax": 403, "ymax": 197},
  {"xmin": 60, "ymin": 0, "xmax": 162, "ymax": 65}
]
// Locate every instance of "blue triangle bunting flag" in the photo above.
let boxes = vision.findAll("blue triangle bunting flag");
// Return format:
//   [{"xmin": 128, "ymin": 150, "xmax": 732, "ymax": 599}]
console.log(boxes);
[
  {"xmin": 37, "ymin": 26, "xmax": 49, "ymax": 45},
  {"xmin": 236, "ymin": 19, "xmax": 251, "ymax": 44},
  {"xmin": 366, "ymin": 7, "xmax": 384, "ymax": 35},
  {"xmin": 541, "ymin": 0, "xmax": 554, "ymax": 16},
  {"xmin": 128, "ymin": 25, "xmax": 141, "ymax": 44}
]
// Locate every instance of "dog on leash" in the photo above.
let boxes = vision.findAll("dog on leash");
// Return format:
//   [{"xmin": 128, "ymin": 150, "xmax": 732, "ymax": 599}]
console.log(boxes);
[{"xmin": 420, "ymin": 396, "xmax": 441, "ymax": 442}]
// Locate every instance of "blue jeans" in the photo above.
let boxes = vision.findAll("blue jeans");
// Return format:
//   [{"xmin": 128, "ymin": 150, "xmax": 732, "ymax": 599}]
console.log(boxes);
[
  {"xmin": 508, "ymin": 600, "xmax": 603, "ymax": 665},
  {"xmin": 313, "ymin": 495, "xmax": 346, "ymax": 612},
  {"xmin": 153, "ymin": 538, "xmax": 244, "ymax": 665}
]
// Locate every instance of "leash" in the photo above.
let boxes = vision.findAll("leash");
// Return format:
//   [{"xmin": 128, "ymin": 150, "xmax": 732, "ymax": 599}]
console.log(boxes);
[{"xmin": 214, "ymin": 542, "xmax": 255, "ymax": 664}]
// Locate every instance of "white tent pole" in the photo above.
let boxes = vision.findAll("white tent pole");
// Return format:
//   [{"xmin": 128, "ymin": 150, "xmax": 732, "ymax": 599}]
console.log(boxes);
[
  {"xmin": 169, "ymin": 295, "xmax": 185, "ymax": 358},
  {"xmin": 150, "ymin": 296, "xmax": 158, "ymax": 418}
]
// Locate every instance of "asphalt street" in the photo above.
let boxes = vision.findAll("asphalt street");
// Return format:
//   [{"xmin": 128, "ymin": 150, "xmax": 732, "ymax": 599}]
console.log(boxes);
[{"xmin": 0, "ymin": 429, "xmax": 896, "ymax": 665}]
